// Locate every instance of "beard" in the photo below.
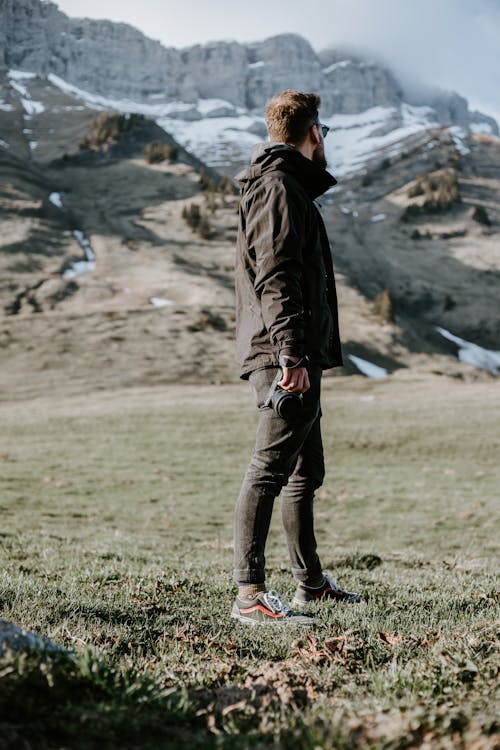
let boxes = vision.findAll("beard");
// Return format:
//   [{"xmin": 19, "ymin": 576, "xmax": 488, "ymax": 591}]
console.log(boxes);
[{"xmin": 312, "ymin": 143, "xmax": 327, "ymax": 169}]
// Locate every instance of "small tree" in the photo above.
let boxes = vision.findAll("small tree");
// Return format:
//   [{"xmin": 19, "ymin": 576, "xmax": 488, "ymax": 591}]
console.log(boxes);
[
  {"xmin": 373, "ymin": 289, "xmax": 393, "ymax": 322},
  {"xmin": 144, "ymin": 141, "xmax": 178, "ymax": 164},
  {"xmin": 182, "ymin": 203, "xmax": 213, "ymax": 239},
  {"xmin": 182, "ymin": 204, "xmax": 201, "ymax": 230},
  {"xmin": 472, "ymin": 206, "xmax": 491, "ymax": 226},
  {"xmin": 199, "ymin": 169, "xmax": 216, "ymax": 192}
]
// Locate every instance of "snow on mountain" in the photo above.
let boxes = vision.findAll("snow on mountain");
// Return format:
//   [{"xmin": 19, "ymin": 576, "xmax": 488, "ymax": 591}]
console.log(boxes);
[
  {"xmin": 7, "ymin": 69, "xmax": 454, "ymax": 177},
  {"xmin": 436, "ymin": 328, "xmax": 500, "ymax": 375},
  {"xmin": 348, "ymin": 355, "xmax": 388, "ymax": 379}
]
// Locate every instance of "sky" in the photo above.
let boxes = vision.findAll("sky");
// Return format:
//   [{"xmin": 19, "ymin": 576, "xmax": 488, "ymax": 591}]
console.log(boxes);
[{"xmin": 53, "ymin": 0, "xmax": 500, "ymax": 123}]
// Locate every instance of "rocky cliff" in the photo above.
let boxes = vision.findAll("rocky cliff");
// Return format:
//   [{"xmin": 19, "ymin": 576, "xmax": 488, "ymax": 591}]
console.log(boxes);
[{"xmin": 0, "ymin": 0, "xmax": 497, "ymax": 133}]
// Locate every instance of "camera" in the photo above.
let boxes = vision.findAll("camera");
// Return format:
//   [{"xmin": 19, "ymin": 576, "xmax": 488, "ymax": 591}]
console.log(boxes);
[{"xmin": 264, "ymin": 368, "xmax": 304, "ymax": 420}]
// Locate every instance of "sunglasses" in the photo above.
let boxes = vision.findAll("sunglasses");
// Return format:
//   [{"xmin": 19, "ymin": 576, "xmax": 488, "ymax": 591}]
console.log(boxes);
[{"xmin": 314, "ymin": 121, "xmax": 330, "ymax": 138}]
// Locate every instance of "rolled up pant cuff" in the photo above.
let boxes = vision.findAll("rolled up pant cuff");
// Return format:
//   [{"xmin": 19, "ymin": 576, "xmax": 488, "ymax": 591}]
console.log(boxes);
[
  {"xmin": 291, "ymin": 564, "xmax": 323, "ymax": 584},
  {"xmin": 233, "ymin": 568, "xmax": 265, "ymax": 584}
]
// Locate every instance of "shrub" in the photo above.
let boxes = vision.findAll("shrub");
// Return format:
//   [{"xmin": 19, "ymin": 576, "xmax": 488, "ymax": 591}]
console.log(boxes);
[
  {"xmin": 204, "ymin": 191, "xmax": 218, "ymax": 213},
  {"xmin": 199, "ymin": 169, "xmax": 216, "ymax": 192},
  {"xmin": 79, "ymin": 112, "xmax": 144, "ymax": 151},
  {"xmin": 472, "ymin": 206, "xmax": 491, "ymax": 226},
  {"xmin": 217, "ymin": 175, "xmax": 237, "ymax": 195},
  {"xmin": 144, "ymin": 141, "xmax": 178, "ymax": 164},
  {"xmin": 407, "ymin": 182, "xmax": 425, "ymax": 198},
  {"xmin": 182, "ymin": 203, "xmax": 213, "ymax": 239},
  {"xmin": 402, "ymin": 169, "xmax": 461, "ymax": 221},
  {"xmin": 182, "ymin": 204, "xmax": 201, "ymax": 230},
  {"xmin": 373, "ymin": 289, "xmax": 393, "ymax": 322},
  {"xmin": 197, "ymin": 216, "xmax": 212, "ymax": 239}
]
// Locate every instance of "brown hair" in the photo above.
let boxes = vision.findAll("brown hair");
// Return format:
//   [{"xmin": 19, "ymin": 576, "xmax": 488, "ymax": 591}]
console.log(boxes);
[{"xmin": 264, "ymin": 90, "xmax": 321, "ymax": 145}]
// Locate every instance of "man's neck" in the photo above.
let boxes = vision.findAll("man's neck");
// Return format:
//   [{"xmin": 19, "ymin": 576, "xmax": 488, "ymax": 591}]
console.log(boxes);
[{"xmin": 292, "ymin": 141, "xmax": 314, "ymax": 161}]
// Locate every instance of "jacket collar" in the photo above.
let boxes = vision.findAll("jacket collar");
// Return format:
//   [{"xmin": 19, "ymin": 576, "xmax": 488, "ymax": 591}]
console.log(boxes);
[{"xmin": 236, "ymin": 142, "xmax": 337, "ymax": 200}]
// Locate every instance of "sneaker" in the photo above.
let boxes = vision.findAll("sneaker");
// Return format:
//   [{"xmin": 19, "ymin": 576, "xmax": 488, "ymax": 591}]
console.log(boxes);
[
  {"xmin": 292, "ymin": 573, "xmax": 361, "ymax": 607},
  {"xmin": 231, "ymin": 589, "xmax": 314, "ymax": 625}
]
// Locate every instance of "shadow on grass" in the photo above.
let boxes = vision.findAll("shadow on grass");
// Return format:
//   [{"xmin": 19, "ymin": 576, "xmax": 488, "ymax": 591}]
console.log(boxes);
[{"xmin": 0, "ymin": 649, "xmax": 202, "ymax": 750}]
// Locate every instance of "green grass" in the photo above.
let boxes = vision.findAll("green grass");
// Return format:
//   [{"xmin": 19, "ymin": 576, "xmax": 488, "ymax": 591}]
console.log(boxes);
[{"xmin": 0, "ymin": 378, "xmax": 498, "ymax": 749}]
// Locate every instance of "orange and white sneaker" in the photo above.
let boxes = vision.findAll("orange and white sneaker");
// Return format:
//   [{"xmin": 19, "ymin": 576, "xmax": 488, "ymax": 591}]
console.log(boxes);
[
  {"xmin": 292, "ymin": 573, "xmax": 361, "ymax": 607},
  {"xmin": 231, "ymin": 589, "xmax": 314, "ymax": 625}
]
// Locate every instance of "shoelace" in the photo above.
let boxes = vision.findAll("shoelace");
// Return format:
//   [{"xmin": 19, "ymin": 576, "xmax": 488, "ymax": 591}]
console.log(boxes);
[{"xmin": 264, "ymin": 590, "xmax": 291, "ymax": 615}]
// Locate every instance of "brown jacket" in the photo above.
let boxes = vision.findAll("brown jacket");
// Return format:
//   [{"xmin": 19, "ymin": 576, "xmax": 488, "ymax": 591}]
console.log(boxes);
[{"xmin": 235, "ymin": 142, "xmax": 343, "ymax": 378}]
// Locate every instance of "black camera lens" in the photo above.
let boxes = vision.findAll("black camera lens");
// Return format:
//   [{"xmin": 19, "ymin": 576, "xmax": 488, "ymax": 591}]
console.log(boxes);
[
  {"xmin": 270, "ymin": 386, "xmax": 303, "ymax": 420},
  {"xmin": 264, "ymin": 368, "xmax": 304, "ymax": 421}
]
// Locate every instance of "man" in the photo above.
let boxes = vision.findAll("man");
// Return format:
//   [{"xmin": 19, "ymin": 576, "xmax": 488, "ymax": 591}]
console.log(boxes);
[{"xmin": 232, "ymin": 90, "xmax": 360, "ymax": 625}]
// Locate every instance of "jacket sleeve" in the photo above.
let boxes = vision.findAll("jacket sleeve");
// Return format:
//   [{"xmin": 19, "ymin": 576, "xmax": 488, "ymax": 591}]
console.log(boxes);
[{"xmin": 246, "ymin": 177, "xmax": 306, "ymax": 359}]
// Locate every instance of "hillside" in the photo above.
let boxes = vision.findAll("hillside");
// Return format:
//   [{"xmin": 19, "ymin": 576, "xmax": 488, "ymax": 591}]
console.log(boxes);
[{"xmin": 1, "ymin": 4, "xmax": 499, "ymax": 398}]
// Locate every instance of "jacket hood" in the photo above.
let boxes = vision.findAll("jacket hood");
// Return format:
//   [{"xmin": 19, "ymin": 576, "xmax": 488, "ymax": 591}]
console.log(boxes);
[{"xmin": 236, "ymin": 142, "xmax": 337, "ymax": 200}]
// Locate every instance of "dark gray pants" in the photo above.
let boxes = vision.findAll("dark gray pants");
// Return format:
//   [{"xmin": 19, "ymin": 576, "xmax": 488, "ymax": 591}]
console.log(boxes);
[{"xmin": 233, "ymin": 366, "xmax": 325, "ymax": 585}]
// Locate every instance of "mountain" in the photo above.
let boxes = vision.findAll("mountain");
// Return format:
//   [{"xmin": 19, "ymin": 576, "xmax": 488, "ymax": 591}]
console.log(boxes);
[
  {"xmin": 1, "ymin": 0, "xmax": 499, "ymax": 398},
  {"xmin": 1, "ymin": 0, "xmax": 498, "ymax": 127}
]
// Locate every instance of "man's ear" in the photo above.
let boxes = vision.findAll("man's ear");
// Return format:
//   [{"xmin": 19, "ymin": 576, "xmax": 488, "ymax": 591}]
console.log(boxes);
[{"xmin": 309, "ymin": 123, "xmax": 321, "ymax": 146}]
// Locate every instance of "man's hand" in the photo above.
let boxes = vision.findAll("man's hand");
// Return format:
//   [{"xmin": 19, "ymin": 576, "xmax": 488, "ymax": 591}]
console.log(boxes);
[{"xmin": 278, "ymin": 365, "xmax": 310, "ymax": 393}]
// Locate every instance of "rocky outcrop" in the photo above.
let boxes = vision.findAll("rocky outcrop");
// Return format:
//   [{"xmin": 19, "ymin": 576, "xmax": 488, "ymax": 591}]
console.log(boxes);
[
  {"xmin": 0, "ymin": 0, "xmax": 497, "ymax": 132},
  {"xmin": 245, "ymin": 35, "xmax": 323, "ymax": 110},
  {"xmin": 321, "ymin": 59, "xmax": 402, "ymax": 114},
  {"xmin": 0, "ymin": 0, "xmax": 183, "ymax": 100},
  {"xmin": 404, "ymin": 87, "xmax": 498, "ymax": 133}
]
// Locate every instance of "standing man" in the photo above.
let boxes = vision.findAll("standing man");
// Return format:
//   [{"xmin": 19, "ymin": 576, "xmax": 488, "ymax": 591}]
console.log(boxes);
[{"xmin": 232, "ymin": 90, "xmax": 359, "ymax": 625}]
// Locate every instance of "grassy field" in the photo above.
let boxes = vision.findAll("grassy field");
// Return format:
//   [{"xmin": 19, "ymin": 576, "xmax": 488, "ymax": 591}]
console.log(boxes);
[{"xmin": 0, "ymin": 376, "xmax": 498, "ymax": 749}]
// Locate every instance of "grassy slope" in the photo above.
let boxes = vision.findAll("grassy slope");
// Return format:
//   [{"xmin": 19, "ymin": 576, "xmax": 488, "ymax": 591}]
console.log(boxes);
[{"xmin": 0, "ymin": 377, "xmax": 498, "ymax": 748}]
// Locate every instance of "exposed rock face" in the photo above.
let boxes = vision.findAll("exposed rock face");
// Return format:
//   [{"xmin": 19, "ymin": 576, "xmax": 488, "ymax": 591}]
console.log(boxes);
[
  {"xmin": 245, "ymin": 34, "xmax": 324, "ymax": 110},
  {"xmin": 0, "ymin": 0, "xmax": 497, "ymax": 132},
  {"xmin": 322, "ymin": 59, "xmax": 402, "ymax": 113},
  {"xmin": 180, "ymin": 41, "xmax": 249, "ymax": 105},
  {"xmin": 404, "ymin": 87, "xmax": 498, "ymax": 133},
  {"xmin": 0, "ymin": 0, "xmax": 183, "ymax": 100}
]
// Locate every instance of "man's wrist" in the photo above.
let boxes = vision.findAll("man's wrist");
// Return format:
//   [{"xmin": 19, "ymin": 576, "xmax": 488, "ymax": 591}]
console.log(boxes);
[{"xmin": 278, "ymin": 353, "xmax": 309, "ymax": 369}]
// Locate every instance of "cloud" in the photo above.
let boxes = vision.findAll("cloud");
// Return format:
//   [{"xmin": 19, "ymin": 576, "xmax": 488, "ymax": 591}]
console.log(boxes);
[{"xmin": 315, "ymin": 0, "xmax": 500, "ymax": 115}]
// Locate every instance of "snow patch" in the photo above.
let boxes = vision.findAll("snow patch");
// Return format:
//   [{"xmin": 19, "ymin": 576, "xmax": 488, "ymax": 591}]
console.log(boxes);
[
  {"xmin": 470, "ymin": 122, "xmax": 492, "ymax": 135},
  {"xmin": 196, "ymin": 98, "xmax": 238, "ymax": 116},
  {"xmin": 49, "ymin": 192, "xmax": 64, "ymax": 209},
  {"xmin": 0, "ymin": 138, "xmax": 9, "ymax": 149},
  {"xmin": 0, "ymin": 102, "xmax": 14, "ymax": 112},
  {"xmin": 7, "ymin": 70, "xmax": 37, "ymax": 80},
  {"xmin": 401, "ymin": 103, "xmax": 436, "ymax": 127},
  {"xmin": 29, "ymin": 141, "xmax": 38, "ymax": 150},
  {"xmin": 436, "ymin": 327, "xmax": 500, "ymax": 375},
  {"xmin": 249, "ymin": 61, "xmax": 266, "ymax": 69},
  {"xmin": 156, "ymin": 113, "xmax": 262, "ymax": 168},
  {"xmin": 448, "ymin": 126, "xmax": 471, "ymax": 155},
  {"xmin": 22, "ymin": 99, "xmax": 45, "ymax": 115},
  {"xmin": 150, "ymin": 297, "xmax": 174, "ymax": 308},
  {"xmin": 371, "ymin": 213, "xmax": 386, "ymax": 222},
  {"xmin": 63, "ymin": 230, "xmax": 96, "ymax": 278},
  {"xmin": 323, "ymin": 103, "xmax": 438, "ymax": 178},
  {"xmin": 9, "ymin": 80, "xmax": 29, "ymax": 97},
  {"xmin": 348, "ymin": 355, "xmax": 388, "ymax": 379},
  {"xmin": 323, "ymin": 60, "xmax": 351, "ymax": 74}
]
